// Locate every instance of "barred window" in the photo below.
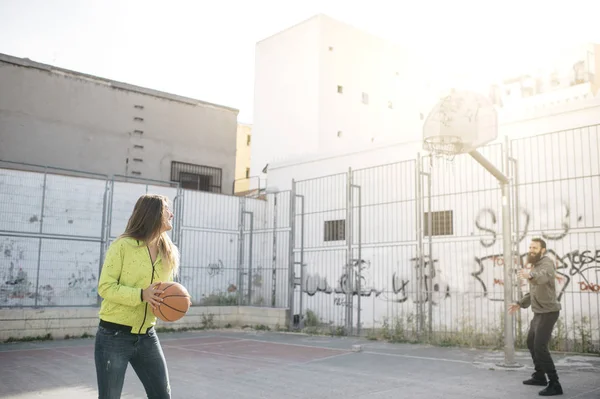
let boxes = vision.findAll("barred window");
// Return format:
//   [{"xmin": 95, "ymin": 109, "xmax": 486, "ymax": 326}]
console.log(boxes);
[
  {"xmin": 423, "ymin": 210, "xmax": 453, "ymax": 236},
  {"xmin": 324, "ymin": 220, "xmax": 345, "ymax": 242},
  {"xmin": 171, "ymin": 161, "xmax": 222, "ymax": 193}
]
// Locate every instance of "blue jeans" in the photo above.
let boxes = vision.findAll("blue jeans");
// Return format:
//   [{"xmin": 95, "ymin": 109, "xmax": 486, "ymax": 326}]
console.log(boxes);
[{"xmin": 94, "ymin": 324, "xmax": 171, "ymax": 399}]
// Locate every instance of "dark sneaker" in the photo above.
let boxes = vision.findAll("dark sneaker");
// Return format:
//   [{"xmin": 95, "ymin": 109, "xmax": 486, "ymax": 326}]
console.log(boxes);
[
  {"xmin": 523, "ymin": 373, "xmax": 547, "ymax": 386},
  {"xmin": 539, "ymin": 381, "xmax": 563, "ymax": 396}
]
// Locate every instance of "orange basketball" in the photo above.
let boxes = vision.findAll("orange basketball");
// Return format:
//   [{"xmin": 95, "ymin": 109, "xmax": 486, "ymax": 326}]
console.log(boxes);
[{"xmin": 152, "ymin": 282, "xmax": 191, "ymax": 322}]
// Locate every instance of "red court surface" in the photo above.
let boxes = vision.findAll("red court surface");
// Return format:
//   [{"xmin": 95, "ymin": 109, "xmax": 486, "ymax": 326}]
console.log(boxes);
[{"xmin": 1, "ymin": 330, "xmax": 599, "ymax": 398}]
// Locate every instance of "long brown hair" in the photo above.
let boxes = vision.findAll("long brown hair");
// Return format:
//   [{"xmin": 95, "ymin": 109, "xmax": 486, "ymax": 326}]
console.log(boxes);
[{"xmin": 120, "ymin": 194, "xmax": 180, "ymax": 276}]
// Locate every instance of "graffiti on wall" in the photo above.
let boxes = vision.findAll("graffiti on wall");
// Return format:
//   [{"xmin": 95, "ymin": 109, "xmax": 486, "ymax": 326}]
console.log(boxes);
[
  {"xmin": 0, "ymin": 240, "xmax": 54, "ymax": 305},
  {"xmin": 301, "ymin": 259, "xmax": 383, "ymax": 298},
  {"xmin": 475, "ymin": 202, "xmax": 575, "ymax": 248},
  {"xmin": 66, "ymin": 264, "xmax": 97, "ymax": 298},
  {"xmin": 298, "ymin": 256, "xmax": 451, "ymax": 305},
  {"xmin": 392, "ymin": 255, "xmax": 451, "ymax": 304},
  {"xmin": 207, "ymin": 260, "xmax": 225, "ymax": 277},
  {"xmin": 475, "ymin": 202, "xmax": 600, "ymax": 300}
]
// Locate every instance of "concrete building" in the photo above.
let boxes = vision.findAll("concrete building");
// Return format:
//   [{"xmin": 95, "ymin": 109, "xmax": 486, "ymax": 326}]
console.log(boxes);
[
  {"xmin": 266, "ymin": 42, "xmax": 600, "ymax": 189},
  {"xmin": 251, "ymin": 14, "xmax": 429, "ymax": 188},
  {"xmin": 0, "ymin": 53, "xmax": 239, "ymax": 194},
  {"xmin": 251, "ymin": 14, "xmax": 600, "ymax": 339},
  {"xmin": 252, "ymin": 14, "xmax": 600, "ymax": 188},
  {"xmin": 234, "ymin": 123, "xmax": 253, "ymax": 194}
]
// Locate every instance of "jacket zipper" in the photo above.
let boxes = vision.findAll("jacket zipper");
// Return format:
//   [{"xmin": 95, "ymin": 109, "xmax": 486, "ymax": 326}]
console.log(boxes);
[{"xmin": 138, "ymin": 245, "xmax": 156, "ymax": 334}]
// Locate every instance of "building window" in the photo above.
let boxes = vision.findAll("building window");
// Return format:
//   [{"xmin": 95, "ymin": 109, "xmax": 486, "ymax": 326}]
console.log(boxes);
[
  {"xmin": 170, "ymin": 161, "xmax": 222, "ymax": 193},
  {"xmin": 133, "ymin": 129, "xmax": 144, "ymax": 135},
  {"xmin": 134, "ymin": 117, "xmax": 144, "ymax": 122},
  {"xmin": 324, "ymin": 220, "xmax": 345, "ymax": 242},
  {"xmin": 423, "ymin": 210, "xmax": 453, "ymax": 236},
  {"xmin": 337, "ymin": 85, "xmax": 343, "ymax": 94},
  {"xmin": 572, "ymin": 60, "xmax": 586, "ymax": 85},
  {"xmin": 246, "ymin": 135, "xmax": 251, "ymax": 146},
  {"xmin": 134, "ymin": 105, "xmax": 145, "ymax": 110},
  {"xmin": 362, "ymin": 92, "xmax": 369, "ymax": 104},
  {"xmin": 245, "ymin": 167, "xmax": 250, "ymax": 178}
]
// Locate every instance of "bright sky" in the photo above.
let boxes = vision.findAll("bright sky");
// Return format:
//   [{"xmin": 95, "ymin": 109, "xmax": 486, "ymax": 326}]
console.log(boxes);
[{"xmin": 1, "ymin": 0, "xmax": 598, "ymax": 123}]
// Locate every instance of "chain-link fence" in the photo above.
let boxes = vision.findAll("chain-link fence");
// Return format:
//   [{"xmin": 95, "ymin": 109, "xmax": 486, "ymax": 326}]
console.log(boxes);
[
  {"xmin": 286, "ymin": 125, "xmax": 600, "ymax": 353},
  {"xmin": 0, "ymin": 161, "xmax": 290, "ymax": 310},
  {"xmin": 1, "ymin": 124, "xmax": 599, "ymax": 354}
]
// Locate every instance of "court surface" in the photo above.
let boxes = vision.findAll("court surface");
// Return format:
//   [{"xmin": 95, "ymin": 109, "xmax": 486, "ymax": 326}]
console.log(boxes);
[{"xmin": 1, "ymin": 330, "xmax": 599, "ymax": 398}]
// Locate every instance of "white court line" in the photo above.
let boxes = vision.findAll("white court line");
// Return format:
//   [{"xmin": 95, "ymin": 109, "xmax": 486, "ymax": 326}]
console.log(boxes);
[
  {"xmin": 362, "ymin": 350, "xmax": 473, "ymax": 365},
  {"xmin": 229, "ymin": 338, "xmax": 474, "ymax": 366},
  {"xmin": 48, "ymin": 348, "xmax": 92, "ymax": 359},
  {"xmin": 297, "ymin": 351, "xmax": 355, "ymax": 365},
  {"xmin": 569, "ymin": 386, "xmax": 600, "ymax": 399},
  {"xmin": 0, "ymin": 344, "xmax": 94, "ymax": 354},
  {"xmin": 169, "ymin": 346, "xmax": 285, "ymax": 364},
  {"xmin": 0, "ymin": 334, "xmax": 226, "ymax": 354},
  {"xmin": 158, "ymin": 334, "xmax": 220, "ymax": 342},
  {"xmin": 163, "ymin": 339, "xmax": 247, "ymax": 348},
  {"xmin": 227, "ymin": 337, "xmax": 351, "ymax": 352}
]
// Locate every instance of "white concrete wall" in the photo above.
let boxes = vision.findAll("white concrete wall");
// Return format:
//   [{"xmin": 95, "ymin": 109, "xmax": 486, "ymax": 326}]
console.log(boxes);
[
  {"xmin": 0, "ymin": 167, "xmax": 290, "ymax": 309},
  {"xmin": 317, "ymin": 15, "xmax": 425, "ymax": 150},
  {"xmin": 178, "ymin": 190, "xmax": 291, "ymax": 309},
  {"xmin": 0, "ymin": 54, "xmax": 238, "ymax": 194},
  {"xmin": 0, "ymin": 306, "xmax": 288, "ymax": 341},
  {"xmin": 267, "ymin": 94, "xmax": 600, "ymax": 191},
  {"xmin": 264, "ymin": 98, "xmax": 600, "ymax": 343},
  {"xmin": 251, "ymin": 16, "xmax": 322, "ymax": 179},
  {"xmin": 0, "ymin": 167, "xmax": 291, "ymax": 341},
  {"xmin": 0, "ymin": 168, "xmax": 180, "ymax": 307},
  {"xmin": 251, "ymin": 14, "xmax": 430, "ymax": 185}
]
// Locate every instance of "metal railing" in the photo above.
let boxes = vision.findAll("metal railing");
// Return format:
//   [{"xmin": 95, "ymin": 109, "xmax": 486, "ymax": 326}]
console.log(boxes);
[{"xmin": 1, "ymin": 124, "xmax": 599, "ymax": 354}]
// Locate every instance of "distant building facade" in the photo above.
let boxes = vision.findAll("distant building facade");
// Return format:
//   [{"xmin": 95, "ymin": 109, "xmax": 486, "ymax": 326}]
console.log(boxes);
[
  {"xmin": 234, "ymin": 123, "xmax": 253, "ymax": 194},
  {"xmin": 0, "ymin": 53, "xmax": 239, "ymax": 194},
  {"xmin": 251, "ymin": 14, "xmax": 426, "ymax": 188}
]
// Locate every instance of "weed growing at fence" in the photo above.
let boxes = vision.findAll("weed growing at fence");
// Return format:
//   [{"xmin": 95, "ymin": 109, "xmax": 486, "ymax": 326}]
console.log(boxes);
[
  {"xmin": 4, "ymin": 333, "xmax": 52, "ymax": 343},
  {"xmin": 200, "ymin": 293, "xmax": 239, "ymax": 306},
  {"xmin": 305, "ymin": 309, "xmax": 319, "ymax": 327},
  {"xmin": 64, "ymin": 332, "xmax": 93, "ymax": 340},
  {"xmin": 361, "ymin": 314, "xmax": 600, "ymax": 355},
  {"xmin": 201, "ymin": 313, "xmax": 215, "ymax": 329}
]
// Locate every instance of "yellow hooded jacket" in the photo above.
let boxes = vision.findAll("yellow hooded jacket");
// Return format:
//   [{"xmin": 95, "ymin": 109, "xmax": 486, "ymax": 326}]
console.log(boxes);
[{"xmin": 97, "ymin": 237, "xmax": 173, "ymax": 334}]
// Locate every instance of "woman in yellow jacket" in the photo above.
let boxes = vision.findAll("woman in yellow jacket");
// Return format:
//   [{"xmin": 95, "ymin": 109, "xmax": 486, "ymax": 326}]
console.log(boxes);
[{"xmin": 95, "ymin": 194, "xmax": 179, "ymax": 399}]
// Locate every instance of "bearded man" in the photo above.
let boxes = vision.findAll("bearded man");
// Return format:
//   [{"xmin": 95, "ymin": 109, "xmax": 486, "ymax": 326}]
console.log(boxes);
[{"xmin": 508, "ymin": 238, "xmax": 563, "ymax": 396}]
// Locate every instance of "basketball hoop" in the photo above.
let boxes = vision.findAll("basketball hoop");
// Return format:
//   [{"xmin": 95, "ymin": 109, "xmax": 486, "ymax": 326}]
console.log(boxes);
[
  {"xmin": 420, "ymin": 88, "xmax": 519, "ymax": 368},
  {"xmin": 422, "ymin": 89, "xmax": 498, "ymax": 163},
  {"xmin": 423, "ymin": 135, "xmax": 464, "ymax": 162}
]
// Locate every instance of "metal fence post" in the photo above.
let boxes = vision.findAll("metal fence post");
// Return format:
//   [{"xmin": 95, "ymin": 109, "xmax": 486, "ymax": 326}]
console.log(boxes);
[
  {"xmin": 345, "ymin": 167, "xmax": 354, "ymax": 334},
  {"xmin": 425, "ymin": 161, "xmax": 433, "ymax": 337},
  {"xmin": 244, "ymin": 211, "xmax": 254, "ymax": 304},
  {"xmin": 353, "ymin": 182, "xmax": 362, "ymax": 335},
  {"xmin": 97, "ymin": 178, "xmax": 110, "ymax": 305},
  {"xmin": 33, "ymin": 167, "xmax": 48, "ymax": 307},
  {"xmin": 237, "ymin": 196, "xmax": 246, "ymax": 305},
  {"xmin": 287, "ymin": 180, "xmax": 297, "ymax": 329},
  {"xmin": 415, "ymin": 154, "xmax": 424, "ymax": 336},
  {"xmin": 271, "ymin": 192, "xmax": 278, "ymax": 307}
]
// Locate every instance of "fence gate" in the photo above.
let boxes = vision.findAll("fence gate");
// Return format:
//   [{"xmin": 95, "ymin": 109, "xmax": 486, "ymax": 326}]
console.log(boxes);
[{"xmin": 291, "ymin": 172, "xmax": 362, "ymax": 334}]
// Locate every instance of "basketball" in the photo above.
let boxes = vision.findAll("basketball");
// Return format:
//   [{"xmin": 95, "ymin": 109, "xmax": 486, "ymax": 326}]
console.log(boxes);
[{"xmin": 151, "ymin": 282, "xmax": 192, "ymax": 322}]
